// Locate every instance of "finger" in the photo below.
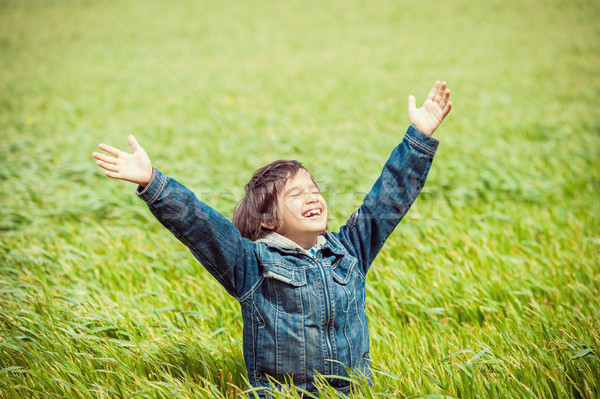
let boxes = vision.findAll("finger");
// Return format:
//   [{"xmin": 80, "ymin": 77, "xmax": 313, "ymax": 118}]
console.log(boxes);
[
  {"xmin": 92, "ymin": 152, "xmax": 117, "ymax": 164},
  {"xmin": 426, "ymin": 81, "xmax": 441, "ymax": 102},
  {"xmin": 96, "ymin": 159, "xmax": 119, "ymax": 172},
  {"xmin": 434, "ymin": 82, "xmax": 447, "ymax": 103},
  {"xmin": 128, "ymin": 135, "xmax": 142, "ymax": 153},
  {"xmin": 441, "ymin": 101, "xmax": 453, "ymax": 119},
  {"xmin": 98, "ymin": 143, "xmax": 122, "ymax": 157},
  {"xmin": 408, "ymin": 95, "xmax": 416, "ymax": 112},
  {"xmin": 439, "ymin": 88, "xmax": 450, "ymax": 109},
  {"xmin": 105, "ymin": 170, "xmax": 121, "ymax": 179}
]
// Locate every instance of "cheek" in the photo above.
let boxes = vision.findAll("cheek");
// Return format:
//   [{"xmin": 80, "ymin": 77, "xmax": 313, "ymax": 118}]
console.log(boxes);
[
  {"xmin": 282, "ymin": 199, "xmax": 300, "ymax": 216},
  {"xmin": 320, "ymin": 197, "xmax": 328, "ymax": 211}
]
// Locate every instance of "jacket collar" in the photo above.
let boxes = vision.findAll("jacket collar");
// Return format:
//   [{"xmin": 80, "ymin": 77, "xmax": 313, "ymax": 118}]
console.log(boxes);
[{"xmin": 253, "ymin": 231, "xmax": 344, "ymax": 257}]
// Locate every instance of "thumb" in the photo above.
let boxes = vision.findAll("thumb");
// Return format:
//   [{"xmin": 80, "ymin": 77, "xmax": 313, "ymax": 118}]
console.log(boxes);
[
  {"xmin": 128, "ymin": 135, "xmax": 142, "ymax": 153},
  {"xmin": 408, "ymin": 95, "xmax": 416, "ymax": 112}
]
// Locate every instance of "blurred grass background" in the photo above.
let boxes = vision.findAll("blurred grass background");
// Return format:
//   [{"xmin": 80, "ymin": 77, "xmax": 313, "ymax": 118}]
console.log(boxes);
[{"xmin": 1, "ymin": 0, "xmax": 599, "ymax": 397}]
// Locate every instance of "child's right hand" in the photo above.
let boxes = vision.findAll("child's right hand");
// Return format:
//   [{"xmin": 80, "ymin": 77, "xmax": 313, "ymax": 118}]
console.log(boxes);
[{"xmin": 92, "ymin": 135, "xmax": 153, "ymax": 187}]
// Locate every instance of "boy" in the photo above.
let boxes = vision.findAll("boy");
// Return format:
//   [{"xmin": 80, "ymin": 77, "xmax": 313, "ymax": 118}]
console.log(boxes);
[{"xmin": 92, "ymin": 81, "xmax": 452, "ymax": 396}]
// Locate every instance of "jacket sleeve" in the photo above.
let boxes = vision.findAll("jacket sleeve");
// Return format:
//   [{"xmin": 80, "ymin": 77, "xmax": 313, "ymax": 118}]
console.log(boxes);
[
  {"xmin": 335, "ymin": 124, "xmax": 439, "ymax": 275},
  {"xmin": 136, "ymin": 168, "xmax": 258, "ymax": 299}
]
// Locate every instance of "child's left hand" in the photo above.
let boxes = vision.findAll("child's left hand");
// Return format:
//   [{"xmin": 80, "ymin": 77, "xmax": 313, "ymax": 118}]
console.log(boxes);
[{"xmin": 408, "ymin": 81, "xmax": 452, "ymax": 136}]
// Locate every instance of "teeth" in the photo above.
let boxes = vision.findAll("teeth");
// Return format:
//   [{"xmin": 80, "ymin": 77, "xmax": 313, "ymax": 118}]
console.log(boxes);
[{"xmin": 304, "ymin": 209, "xmax": 321, "ymax": 217}]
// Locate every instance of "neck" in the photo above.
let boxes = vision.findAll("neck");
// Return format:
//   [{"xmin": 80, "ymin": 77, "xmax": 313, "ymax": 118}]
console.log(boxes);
[{"xmin": 286, "ymin": 233, "xmax": 319, "ymax": 250}]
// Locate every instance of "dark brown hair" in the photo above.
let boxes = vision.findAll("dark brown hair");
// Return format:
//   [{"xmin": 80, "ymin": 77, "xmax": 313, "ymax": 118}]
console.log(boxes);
[{"xmin": 233, "ymin": 160, "xmax": 313, "ymax": 240}]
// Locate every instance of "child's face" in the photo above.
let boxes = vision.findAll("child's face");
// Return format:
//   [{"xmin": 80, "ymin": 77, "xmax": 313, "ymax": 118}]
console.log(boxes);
[{"xmin": 273, "ymin": 169, "xmax": 328, "ymax": 249}]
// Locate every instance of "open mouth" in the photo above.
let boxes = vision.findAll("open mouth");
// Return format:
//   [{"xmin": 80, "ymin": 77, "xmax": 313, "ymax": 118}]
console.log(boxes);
[{"xmin": 302, "ymin": 208, "xmax": 322, "ymax": 218}]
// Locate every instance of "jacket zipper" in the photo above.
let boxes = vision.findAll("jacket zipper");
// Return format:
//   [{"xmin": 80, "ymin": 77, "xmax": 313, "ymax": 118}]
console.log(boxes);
[{"xmin": 314, "ymin": 255, "xmax": 334, "ymax": 375}]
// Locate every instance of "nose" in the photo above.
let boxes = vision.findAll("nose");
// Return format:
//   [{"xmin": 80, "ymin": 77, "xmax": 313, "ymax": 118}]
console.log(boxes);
[{"xmin": 304, "ymin": 190, "xmax": 319, "ymax": 203}]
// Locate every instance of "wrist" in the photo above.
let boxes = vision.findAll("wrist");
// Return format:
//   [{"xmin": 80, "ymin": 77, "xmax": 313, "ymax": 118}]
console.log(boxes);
[
  {"xmin": 138, "ymin": 167, "xmax": 154, "ymax": 188},
  {"xmin": 410, "ymin": 123, "xmax": 434, "ymax": 137},
  {"xmin": 411, "ymin": 122, "xmax": 435, "ymax": 136},
  {"xmin": 406, "ymin": 125, "xmax": 439, "ymax": 155}
]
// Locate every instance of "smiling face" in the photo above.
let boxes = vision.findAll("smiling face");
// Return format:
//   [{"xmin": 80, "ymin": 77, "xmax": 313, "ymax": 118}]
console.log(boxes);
[{"xmin": 263, "ymin": 168, "xmax": 328, "ymax": 249}]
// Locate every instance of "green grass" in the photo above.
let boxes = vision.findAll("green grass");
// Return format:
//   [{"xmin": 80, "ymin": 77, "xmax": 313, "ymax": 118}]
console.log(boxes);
[{"xmin": 1, "ymin": 0, "xmax": 599, "ymax": 397}]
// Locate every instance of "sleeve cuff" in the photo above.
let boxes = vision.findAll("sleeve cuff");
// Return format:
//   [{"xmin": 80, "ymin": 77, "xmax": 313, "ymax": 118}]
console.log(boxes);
[
  {"xmin": 405, "ymin": 124, "xmax": 439, "ymax": 156},
  {"xmin": 136, "ymin": 167, "xmax": 167, "ymax": 204}
]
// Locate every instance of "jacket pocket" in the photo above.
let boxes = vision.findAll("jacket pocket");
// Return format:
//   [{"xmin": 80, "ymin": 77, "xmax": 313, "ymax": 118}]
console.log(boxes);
[
  {"xmin": 331, "ymin": 256, "xmax": 363, "ymax": 313},
  {"xmin": 263, "ymin": 263, "xmax": 310, "ymax": 317},
  {"xmin": 331, "ymin": 255, "xmax": 359, "ymax": 285}
]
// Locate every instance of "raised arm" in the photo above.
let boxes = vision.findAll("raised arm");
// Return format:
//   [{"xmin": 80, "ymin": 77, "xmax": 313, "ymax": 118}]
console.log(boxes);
[
  {"xmin": 336, "ymin": 81, "xmax": 452, "ymax": 275},
  {"xmin": 92, "ymin": 137, "xmax": 258, "ymax": 299},
  {"xmin": 136, "ymin": 169, "xmax": 258, "ymax": 298}
]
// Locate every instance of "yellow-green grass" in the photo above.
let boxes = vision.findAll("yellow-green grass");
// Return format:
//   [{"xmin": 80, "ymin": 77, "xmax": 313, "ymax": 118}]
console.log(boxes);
[{"xmin": 1, "ymin": 0, "xmax": 598, "ymax": 397}]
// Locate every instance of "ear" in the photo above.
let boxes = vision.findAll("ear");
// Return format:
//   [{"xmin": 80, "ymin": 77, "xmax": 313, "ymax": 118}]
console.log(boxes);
[{"xmin": 261, "ymin": 221, "xmax": 276, "ymax": 230}]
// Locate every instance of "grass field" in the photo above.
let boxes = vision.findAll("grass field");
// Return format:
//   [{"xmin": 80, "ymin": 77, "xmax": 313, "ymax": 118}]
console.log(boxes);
[{"xmin": 1, "ymin": 0, "xmax": 599, "ymax": 397}]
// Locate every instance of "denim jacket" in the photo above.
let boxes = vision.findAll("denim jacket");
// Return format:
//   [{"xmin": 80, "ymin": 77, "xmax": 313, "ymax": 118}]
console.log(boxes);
[{"xmin": 136, "ymin": 125, "xmax": 438, "ymax": 395}]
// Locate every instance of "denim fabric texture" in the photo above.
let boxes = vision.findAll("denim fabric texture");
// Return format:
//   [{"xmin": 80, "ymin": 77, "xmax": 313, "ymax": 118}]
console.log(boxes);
[{"xmin": 136, "ymin": 125, "xmax": 438, "ymax": 396}]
